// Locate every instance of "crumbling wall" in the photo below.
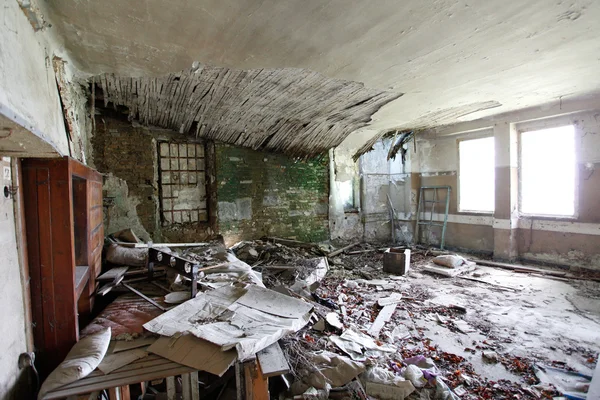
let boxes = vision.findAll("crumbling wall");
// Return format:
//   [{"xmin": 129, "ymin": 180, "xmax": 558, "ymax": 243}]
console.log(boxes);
[
  {"xmin": 329, "ymin": 148, "xmax": 362, "ymax": 241},
  {"xmin": 93, "ymin": 115, "xmax": 160, "ymax": 239},
  {"xmin": 92, "ymin": 113, "xmax": 214, "ymax": 242},
  {"xmin": 361, "ymin": 140, "xmax": 412, "ymax": 242},
  {"xmin": 330, "ymin": 140, "xmax": 413, "ymax": 243},
  {"xmin": 216, "ymin": 144, "xmax": 329, "ymax": 244}
]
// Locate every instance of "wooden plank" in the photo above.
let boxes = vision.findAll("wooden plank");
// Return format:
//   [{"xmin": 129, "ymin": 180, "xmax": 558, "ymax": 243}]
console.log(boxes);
[
  {"xmin": 120, "ymin": 386, "xmax": 130, "ymax": 400},
  {"xmin": 98, "ymin": 267, "xmax": 130, "ymax": 282},
  {"xmin": 182, "ymin": 373, "xmax": 192, "ymax": 400},
  {"xmin": 98, "ymin": 349, "xmax": 148, "ymax": 374},
  {"xmin": 244, "ymin": 361, "xmax": 269, "ymax": 400},
  {"xmin": 89, "ymin": 206, "xmax": 103, "ymax": 232},
  {"xmin": 368, "ymin": 304, "xmax": 397, "ymax": 337},
  {"xmin": 257, "ymin": 343, "xmax": 289, "ymax": 377},
  {"xmin": 166, "ymin": 376, "xmax": 176, "ymax": 400},
  {"xmin": 72, "ymin": 178, "xmax": 88, "ymax": 266},
  {"xmin": 55, "ymin": 361, "xmax": 183, "ymax": 390},
  {"xmin": 190, "ymin": 371, "xmax": 200, "ymax": 400},
  {"xmin": 75, "ymin": 266, "xmax": 90, "ymax": 300},
  {"xmin": 108, "ymin": 387, "xmax": 119, "ymax": 400},
  {"xmin": 327, "ymin": 242, "xmax": 360, "ymax": 258},
  {"xmin": 264, "ymin": 237, "xmax": 316, "ymax": 249},
  {"xmin": 44, "ymin": 364, "xmax": 195, "ymax": 399}
]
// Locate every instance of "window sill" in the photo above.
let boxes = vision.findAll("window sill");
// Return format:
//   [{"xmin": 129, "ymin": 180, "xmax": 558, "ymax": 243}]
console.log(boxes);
[
  {"xmin": 457, "ymin": 210, "xmax": 494, "ymax": 216},
  {"xmin": 518, "ymin": 213, "xmax": 578, "ymax": 222}
]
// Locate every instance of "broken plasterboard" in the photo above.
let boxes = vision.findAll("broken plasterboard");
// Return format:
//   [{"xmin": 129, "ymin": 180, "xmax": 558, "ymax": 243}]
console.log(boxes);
[
  {"xmin": 148, "ymin": 334, "xmax": 236, "ymax": 377},
  {"xmin": 305, "ymin": 351, "xmax": 366, "ymax": 389},
  {"xmin": 377, "ymin": 293, "xmax": 403, "ymax": 307},
  {"xmin": 143, "ymin": 284, "xmax": 313, "ymax": 360},
  {"xmin": 364, "ymin": 381, "xmax": 415, "ymax": 400},
  {"xmin": 257, "ymin": 343, "xmax": 290, "ymax": 377},
  {"xmin": 368, "ymin": 304, "xmax": 397, "ymax": 337}
]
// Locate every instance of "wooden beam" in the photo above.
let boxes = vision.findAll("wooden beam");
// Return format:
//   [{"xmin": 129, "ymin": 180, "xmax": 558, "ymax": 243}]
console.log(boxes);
[
  {"xmin": 244, "ymin": 361, "xmax": 269, "ymax": 400},
  {"xmin": 327, "ymin": 242, "xmax": 360, "ymax": 258},
  {"xmin": 166, "ymin": 376, "xmax": 176, "ymax": 400}
]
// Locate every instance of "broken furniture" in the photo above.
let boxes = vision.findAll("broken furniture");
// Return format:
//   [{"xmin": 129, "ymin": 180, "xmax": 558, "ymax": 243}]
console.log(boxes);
[
  {"xmin": 383, "ymin": 247, "xmax": 411, "ymax": 275},
  {"xmin": 41, "ymin": 354, "xmax": 197, "ymax": 399},
  {"xmin": 23, "ymin": 156, "xmax": 103, "ymax": 377},
  {"xmin": 147, "ymin": 247, "xmax": 204, "ymax": 298},
  {"xmin": 415, "ymin": 186, "xmax": 451, "ymax": 249}
]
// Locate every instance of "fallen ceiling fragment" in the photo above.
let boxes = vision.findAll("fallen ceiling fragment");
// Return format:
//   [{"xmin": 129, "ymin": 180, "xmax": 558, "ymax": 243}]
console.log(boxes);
[{"xmin": 95, "ymin": 67, "xmax": 402, "ymax": 157}]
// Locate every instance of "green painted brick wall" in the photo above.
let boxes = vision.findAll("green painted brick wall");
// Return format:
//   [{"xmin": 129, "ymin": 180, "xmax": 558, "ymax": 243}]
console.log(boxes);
[{"xmin": 216, "ymin": 144, "xmax": 330, "ymax": 242}]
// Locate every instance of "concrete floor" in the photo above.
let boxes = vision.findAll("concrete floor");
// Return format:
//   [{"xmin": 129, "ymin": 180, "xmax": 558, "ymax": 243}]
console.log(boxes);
[
  {"xmin": 407, "ymin": 265, "xmax": 600, "ymax": 379},
  {"xmin": 325, "ymin": 256, "xmax": 600, "ymax": 388}
]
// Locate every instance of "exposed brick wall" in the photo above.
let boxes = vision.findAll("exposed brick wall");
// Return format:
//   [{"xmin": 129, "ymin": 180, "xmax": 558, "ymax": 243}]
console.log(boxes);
[
  {"xmin": 93, "ymin": 114, "xmax": 330, "ymax": 244},
  {"xmin": 93, "ymin": 115, "xmax": 160, "ymax": 238},
  {"xmin": 92, "ymin": 113, "xmax": 215, "ymax": 242},
  {"xmin": 216, "ymin": 144, "xmax": 330, "ymax": 243}
]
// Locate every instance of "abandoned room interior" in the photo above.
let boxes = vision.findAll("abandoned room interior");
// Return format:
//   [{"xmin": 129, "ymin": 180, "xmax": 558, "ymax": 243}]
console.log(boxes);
[{"xmin": 2, "ymin": 0, "xmax": 600, "ymax": 399}]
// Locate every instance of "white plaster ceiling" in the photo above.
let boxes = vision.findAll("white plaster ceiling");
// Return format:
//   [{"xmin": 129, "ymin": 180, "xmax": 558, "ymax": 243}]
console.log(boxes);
[{"xmin": 45, "ymin": 0, "xmax": 600, "ymax": 153}]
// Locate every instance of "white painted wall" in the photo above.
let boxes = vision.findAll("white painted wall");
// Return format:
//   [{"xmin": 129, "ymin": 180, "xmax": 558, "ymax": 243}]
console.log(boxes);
[
  {"xmin": 417, "ymin": 97, "xmax": 600, "ymax": 268},
  {"xmin": 0, "ymin": 158, "xmax": 30, "ymax": 398},
  {"xmin": 0, "ymin": 2, "xmax": 82, "ymax": 396},
  {"xmin": 0, "ymin": 0, "xmax": 69, "ymax": 157}
]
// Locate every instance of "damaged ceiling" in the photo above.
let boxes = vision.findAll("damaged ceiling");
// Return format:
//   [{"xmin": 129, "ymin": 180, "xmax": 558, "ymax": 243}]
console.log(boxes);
[
  {"xmin": 96, "ymin": 68, "xmax": 400, "ymax": 156},
  {"xmin": 45, "ymin": 0, "xmax": 600, "ymax": 153}
]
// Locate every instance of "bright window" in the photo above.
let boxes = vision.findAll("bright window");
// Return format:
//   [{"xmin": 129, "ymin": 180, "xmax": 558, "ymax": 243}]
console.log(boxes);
[
  {"xmin": 520, "ymin": 125, "xmax": 575, "ymax": 216},
  {"xmin": 459, "ymin": 137, "xmax": 495, "ymax": 212},
  {"xmin": 340, "ymin": 176, "xmax": 360, "ymax": 212}
]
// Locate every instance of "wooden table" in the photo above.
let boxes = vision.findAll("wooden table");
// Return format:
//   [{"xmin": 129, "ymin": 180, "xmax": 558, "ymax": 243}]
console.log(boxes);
[{"xmin": 43, "ymin": 355, "xmax": 196, "ymax": 400}]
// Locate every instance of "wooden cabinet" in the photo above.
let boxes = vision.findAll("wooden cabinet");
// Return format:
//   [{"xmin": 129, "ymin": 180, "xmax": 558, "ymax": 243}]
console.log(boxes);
[{"xmin": 22, "ymin": 157, "xmax": 103, "ymax": 376}]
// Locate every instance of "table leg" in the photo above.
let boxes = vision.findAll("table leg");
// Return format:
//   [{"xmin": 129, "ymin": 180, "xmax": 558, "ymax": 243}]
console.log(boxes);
[
  {"xmin": 182, "ymin": 373, "xmax": 192, "ymax": 400},
  {"xmin": 243, "ymin": 360, "xmax": 269, "ymax": 400},
  {"xmin": 166, "ymin": 376, "xmax": 176, "ymax": 400},
  {"xmin": 108, "ymin": 386, "xmax": 130, "ymax": 400},
  {"xmin": 190, "ymin": 371, "xmax": 200, "ymax": 400}
]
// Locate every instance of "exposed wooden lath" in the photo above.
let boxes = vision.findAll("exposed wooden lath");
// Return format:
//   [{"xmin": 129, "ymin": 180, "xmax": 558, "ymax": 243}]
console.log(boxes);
[
  {"xmin": 96, "ymin": 67, "xmax": 402, "ymax": 157},
  {"xmin": 354, "ymin": 100, "xmax": 502, "ymax": 159}
]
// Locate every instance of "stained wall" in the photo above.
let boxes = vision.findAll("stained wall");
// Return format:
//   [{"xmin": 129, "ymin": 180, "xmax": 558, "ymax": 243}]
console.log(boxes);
[{"xmin": 412, "ymin": 98, "xmax": 600, "ymax": 270}]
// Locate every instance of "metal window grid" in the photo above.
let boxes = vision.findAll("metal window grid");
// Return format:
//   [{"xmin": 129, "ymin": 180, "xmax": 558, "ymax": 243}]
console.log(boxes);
[{"xmin": 158, "ymin": 142, "xmax": 208, "ymax": 225}]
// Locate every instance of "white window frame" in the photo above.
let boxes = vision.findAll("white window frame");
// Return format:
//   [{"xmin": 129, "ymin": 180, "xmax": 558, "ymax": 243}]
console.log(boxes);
[
  {"xmin": 457, "ymin": 133, "xmax": 495, "ymax": 214},
  {"xmin": 517, "ymin": 122, "xmax": 579, "ymax": 219}
]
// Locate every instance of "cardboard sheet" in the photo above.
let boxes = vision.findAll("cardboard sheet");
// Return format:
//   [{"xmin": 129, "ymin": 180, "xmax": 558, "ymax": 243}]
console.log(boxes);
[
  {"xmin": 148, "ymin": 334, "xmax": 236, "ymax": 377},
  {"xmin": 97, "ymin": 348, "xmax": 148, "ymax": 374},
  {"xmin": 113, "ymin": 337, "xmax": 156, "ymax": 353}
]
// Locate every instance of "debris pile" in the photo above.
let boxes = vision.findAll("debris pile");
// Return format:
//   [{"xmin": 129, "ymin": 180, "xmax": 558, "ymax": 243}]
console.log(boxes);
[{"xmin": 38, "ymin": 233, "xmax": 600, "ymax": 400}]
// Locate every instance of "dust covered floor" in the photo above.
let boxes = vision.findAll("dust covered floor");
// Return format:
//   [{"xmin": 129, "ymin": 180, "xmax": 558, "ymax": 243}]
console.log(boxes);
[{"xmin": 247, "ymin": 242, "xmax": 600, "ymax": 398}]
